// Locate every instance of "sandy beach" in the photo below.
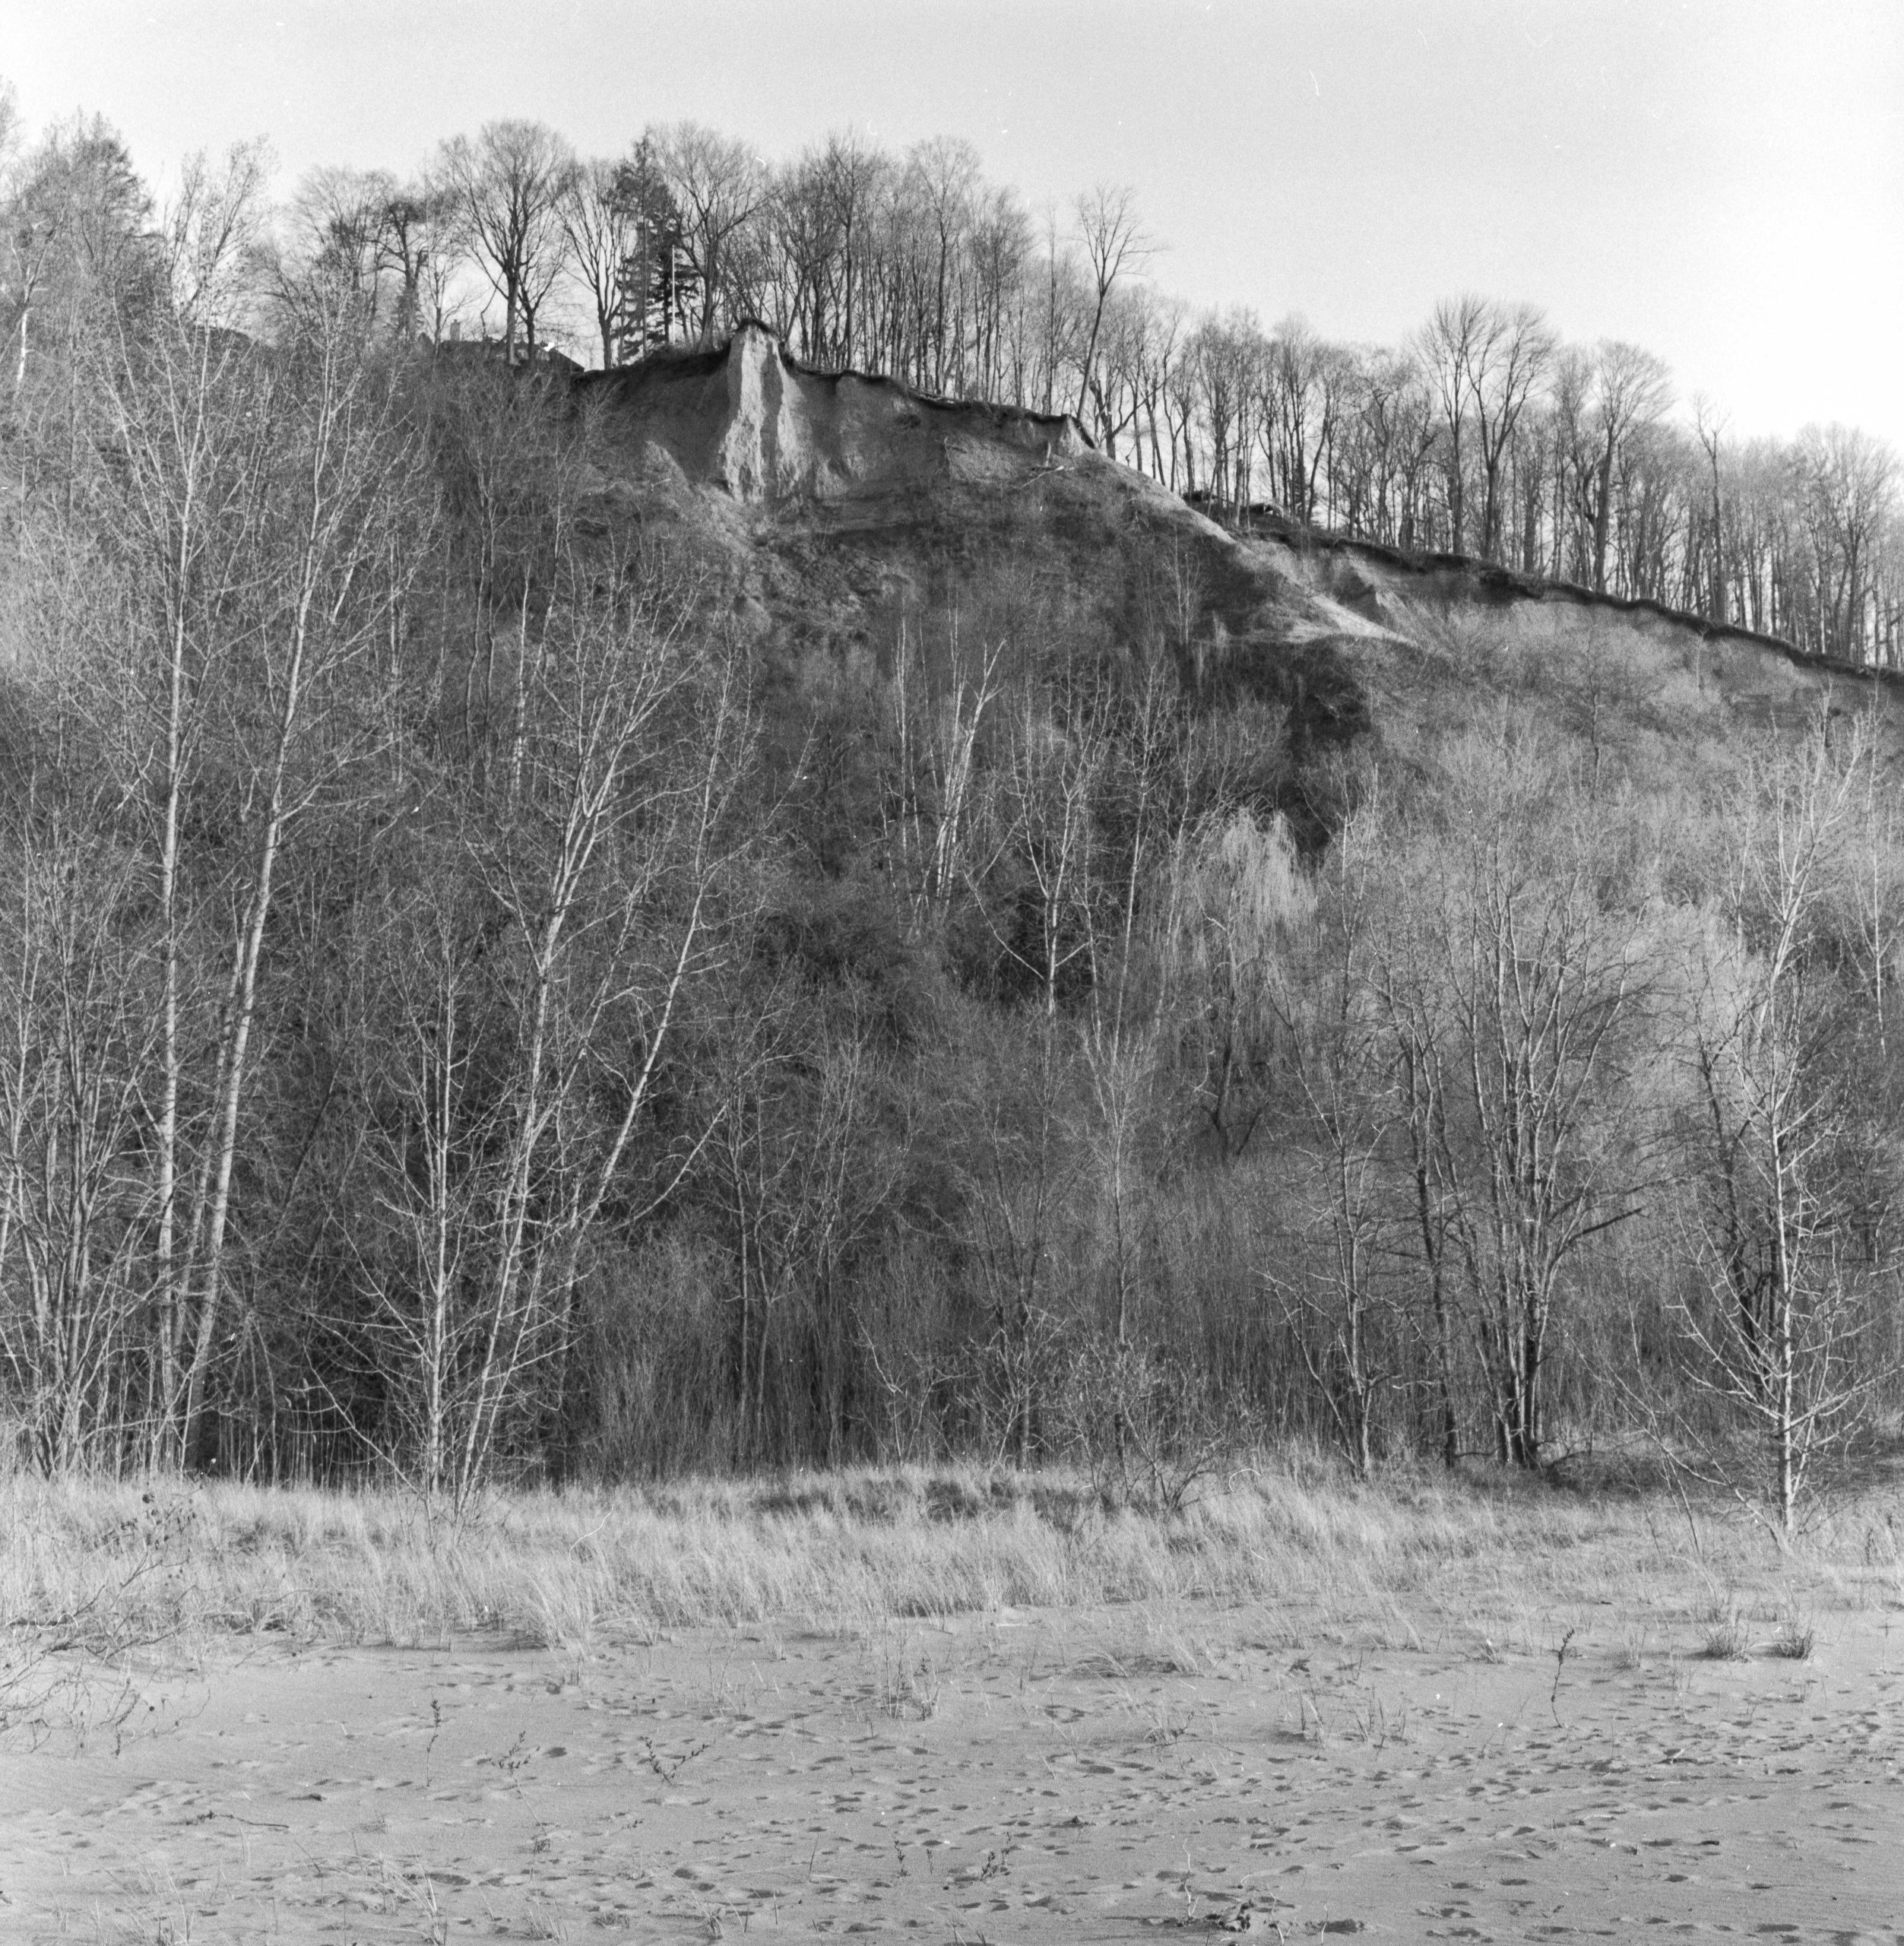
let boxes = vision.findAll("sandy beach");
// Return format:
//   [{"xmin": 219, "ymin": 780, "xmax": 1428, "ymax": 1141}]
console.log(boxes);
[{"xmin": 8, "ymin": 1583, "xmax": 1902, "ymax": 1942}]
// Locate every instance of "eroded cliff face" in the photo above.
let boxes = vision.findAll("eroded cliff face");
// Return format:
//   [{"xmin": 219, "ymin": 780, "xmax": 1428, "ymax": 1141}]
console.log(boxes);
[
  {"xmin": 571, "ymin": 325, "xmax": 1890, "ymax": 759},
  {"xmin": 586, "ymin": 322, "xmax": 1095, "ymax": 505}
]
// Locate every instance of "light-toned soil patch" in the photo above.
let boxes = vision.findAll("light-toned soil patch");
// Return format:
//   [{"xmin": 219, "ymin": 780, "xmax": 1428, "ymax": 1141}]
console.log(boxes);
[
  {"xmin": 8, "ymin": 1594, "xmax": 1904, "ymax": 1941},
  {"xmin": 6, "ymin": 1466, "xmax": 1904, "ymax": 1941}
]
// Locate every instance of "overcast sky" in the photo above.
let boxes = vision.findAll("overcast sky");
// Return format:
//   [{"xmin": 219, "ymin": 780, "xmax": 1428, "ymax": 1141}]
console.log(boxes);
[{"xmin": 8, "ymin": 0, "xmax": 1902, "ymax": 449}]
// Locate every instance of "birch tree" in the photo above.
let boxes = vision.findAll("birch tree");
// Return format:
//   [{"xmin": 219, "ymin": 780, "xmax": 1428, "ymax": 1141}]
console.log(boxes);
[
  {"xmin": 352, "ymin": 559, "xmax": 748, "ymax": 1498},
  {"xmin": 93, "ymin": 291, "xmax": 425, "ymax": 1466},
  {"xmin": 1675, "ymin": 721, "xmax": 1893, "ymax": 1532}
]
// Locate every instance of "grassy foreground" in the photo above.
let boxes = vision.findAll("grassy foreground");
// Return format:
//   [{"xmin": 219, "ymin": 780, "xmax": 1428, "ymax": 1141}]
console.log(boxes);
[{"xmin": 6, "ymin": 1455, "xmax": 1902, "ymax": 1663}]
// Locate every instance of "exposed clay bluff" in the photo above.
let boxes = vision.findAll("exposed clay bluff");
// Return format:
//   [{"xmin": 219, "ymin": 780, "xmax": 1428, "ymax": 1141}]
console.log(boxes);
[
  {"xmin": 581, "ymin": 319, "xmax": 1097, "ymax": 504},
  {"xmin": 572, "ymin": 325, "xmax": 1889, "ymax": 749}
]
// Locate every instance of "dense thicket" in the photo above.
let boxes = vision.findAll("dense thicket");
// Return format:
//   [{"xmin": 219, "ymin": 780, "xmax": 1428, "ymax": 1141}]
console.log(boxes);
[{"xmin": 1, "ymin": 97, "xmax": 1900, "ymax": 1527}]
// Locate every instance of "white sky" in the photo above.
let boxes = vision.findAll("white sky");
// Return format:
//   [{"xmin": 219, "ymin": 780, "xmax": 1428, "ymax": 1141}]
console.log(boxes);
[{"xmin": 6, "ymin": 0, "xmax": 1902, "ymax": 450}]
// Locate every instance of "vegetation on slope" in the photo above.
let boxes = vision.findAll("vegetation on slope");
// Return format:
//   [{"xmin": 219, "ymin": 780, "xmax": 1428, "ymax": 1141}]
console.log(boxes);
[{"xmin": 0, "ymin": 97, "xmax": 1900, "ymax": 1542}]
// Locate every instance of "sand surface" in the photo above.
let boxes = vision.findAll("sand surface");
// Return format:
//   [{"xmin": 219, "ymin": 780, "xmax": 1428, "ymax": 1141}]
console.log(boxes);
[{"xmin": 5, "ymin": 1599, "xmax": 1903, "ymax": 1942}]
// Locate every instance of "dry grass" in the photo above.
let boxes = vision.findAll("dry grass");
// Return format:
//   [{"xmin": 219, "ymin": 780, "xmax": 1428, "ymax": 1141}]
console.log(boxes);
[
  {"xmin": 3, "ymin": 1454, "xmax": 1897, "ymax": 1662},
  {"xmin": 1768, "ymin": 1612, "xmax": 1818, "ymax": 1659},
  {"xmin": 1696, "ymin": 1612, "xmax": 1752, "ymax": 1660}
]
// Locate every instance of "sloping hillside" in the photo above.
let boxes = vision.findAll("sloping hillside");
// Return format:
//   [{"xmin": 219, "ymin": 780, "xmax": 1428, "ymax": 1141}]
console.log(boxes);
[
  {"xmin": 571, "ymin": 325, "xmax": 1393, "ymax": 766},
  {"xmin": 575, "ymin": 324, "xmax": 1893, "ymax": 772},
  {"xmin": 12, "ymin": 310, "xmax": 1902, "ymax": 1496},
  {"xmin": 1246, "ymin": 512, "xmax": 1899, "ymax": 742}
]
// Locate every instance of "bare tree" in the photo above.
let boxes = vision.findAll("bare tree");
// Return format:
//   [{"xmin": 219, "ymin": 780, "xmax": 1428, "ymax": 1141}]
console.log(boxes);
[
  {"xmin": 650, "ymin": 122, "xmax": 764, "ymax": 344},
  {"xmin": 904, "ymin": 135, "xmax": 980, "ymax": 393},
  {"xmin": 562, "ymin": 156, "xmax": 638, "ymax": 369},
  {"xmin": 91, "ymin": 287, "xmax": 426, "ymax": 1467},
  {"xmin": 1186, "ymin": 309, "xmax": 1259, "ymax": 513},
  {"xmin": 285, "ymin": 164, "xmax": 395, "ymax": 311},
  {"xmin": 160, "ymin": 137, "xmax": 274, "ymax": 330},
  {"xmin": 382, "ymin": 174, "xmax": 462, "ymax": 344},
  {"xmin": 1570, "ymin": 340, "xmax": 1673, "ymax": 594},
  {"xmin": 353, "ymin": 561, "xmax": 748, "ymax": 1499},
  {"xmin": 1692, "ymin": 394, "xmax": 1731, "ymax": 623},
  {"xmin": 958, "ymin": 680, "xmax": 1107, "ymax": 1464},
  {"xmin": 0, "ymin": 819, "xmax": 159, "ymax": 1473},
  {"xmin": 1418, "ymin": 295, "xmax": 1487, "ymax": 553},
  {"xmin": 1269, "ymin": 814, "xmax": 1394, "ymax": 1475},
  {"xmin": 1381, "ymin": 743, "xmax": 1645, "ymax": 1466},
  {"xmin": 1169, "ymin": 811, "xmax": 1307, "ymax": 1162},
  {"xmin": 885, "ymin": 614, "xmax": 1004, "ymax": 932},
  {"xmin": 1792, "ymin": 424, "xmax": 1897, "ymax": 662},
  {"xmin": 1031, "ymin": 203, "xmax": 1087, "ymax": 417},
  {"xmin": 5, "ymin": 113, "xmax": 148, "ymax": 398},
  {"xmin": 816, "ymin": 130, "xmax": 887, "ymax": 366},
  {"xmin": 713, "ymin": 994, "xmax": 895, "ymax": 1466},
  {"xmin": 439, "ymin": 119, "xmax": 575, "ymax": 362},
  {"xmin": 1674, "ymin": 719, "xmax": 1893, "ymax": 1532},
  {"xmin": 1465, "ymin": 300, "xmax": 1557, "ymax": 561},
  {"xmin": 1072, "ymin": 183, "xmax": 1151, "ymax": 422},
  {"xmin": 0, "ymin": 78, "xmax": 21, "ymax": 176}
]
